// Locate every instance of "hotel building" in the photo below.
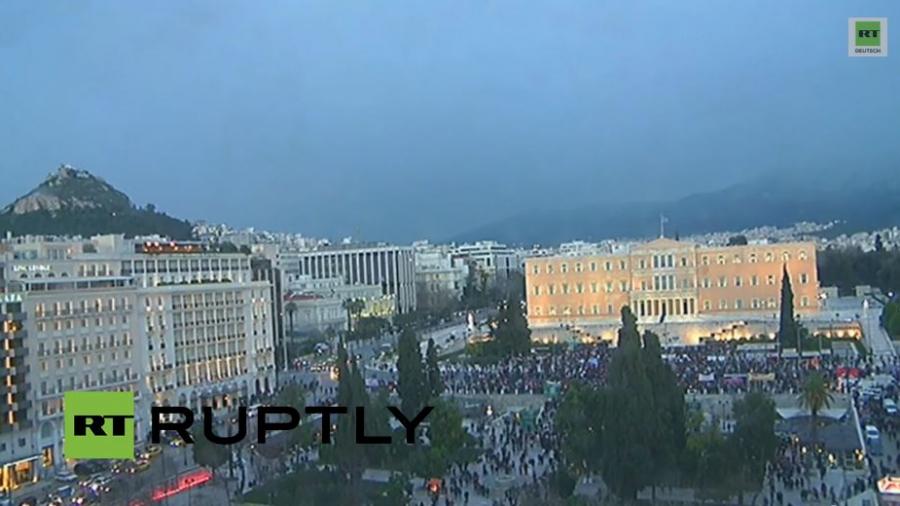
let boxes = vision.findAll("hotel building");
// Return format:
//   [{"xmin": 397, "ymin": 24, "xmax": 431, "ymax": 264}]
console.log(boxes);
[
  {"xmin": 0, "ymin": 235, "xmax": 277, "ymax": 493},
  {"xmin": 526, "ymin": 238, "xmax": 819, "ymax": 333},
  {"xmin": 0, "ymin": 292, "xmax": 32, "ymax": 494}
]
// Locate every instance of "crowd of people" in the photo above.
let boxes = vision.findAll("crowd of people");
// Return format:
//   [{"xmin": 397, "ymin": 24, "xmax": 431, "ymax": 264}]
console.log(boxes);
[
  {"xmin": 441, "ymin": 345, "xmax": 610, "ymax": 396},
  {"xmin": 439, "ymin": 339, "xmax": 900, "ymax": 398},
  {"xmin": 247, "ymin": 329, "xmax": 900, "ymax": 505},
  {"xmin": 417, "ymin": 401, "xmax": 560, "ymax": 506}
]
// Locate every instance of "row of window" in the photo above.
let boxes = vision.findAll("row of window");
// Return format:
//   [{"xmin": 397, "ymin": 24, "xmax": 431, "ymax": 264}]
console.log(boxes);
[
  {"xmin": 35, "ymin": 298, "xmax": 131, "ymax": 318},
  {"xmin": 170, "ymin": 291, "xmax": 248, "ymax": 309},
  {"xmin": 175, "ymin": 348, "xmax": 247, "ymax": 367},
  {"xmin": 532, "ymin": 258, "xmax": 629, "ymax": 275},
  {"xmin": 531, "ymin": 304, "xmax": 617, "ymax": 317},
  {"xmin": 701, "ymin": 273, "xmax": 809, "ymax": 288},
  {"xmin": 35, "ymin": 333, "xmax": 133, "ymax": 356},
  {"xmin": 531, "ymin": 272, "xmax": 810, "ymax": 296},
  {"xmin": 700, "ymin": 250, "xmax": 809, "ymax": 266},
  {"xmin": 533, "ymin": 280, "xmax": 630, "ymax": 296},
  {"xmin": 36, "ymin": 315, "xmax": 130, "ymax": 333},
  {"xmin": 39, "ymin": 385, "xmax": 135, "ymax": 418},
  {"xmin": 530, "ymin": 295, "xmax": 812, "ymax": 317},
  {"xmin": 39, "ymin": 369, "xmax": 134, "ymax": 398},
  {"xmin": 529, "ymin": 249, "xmax": 812, "ymax": 275},
  {"xmin": 123, "ymin": 257, "xmax": 250, "ymax": 274}
]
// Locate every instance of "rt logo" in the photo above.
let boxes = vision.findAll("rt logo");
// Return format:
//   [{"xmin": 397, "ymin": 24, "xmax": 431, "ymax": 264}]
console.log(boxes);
[
  {"xmin": 64, "ymin": 391, "xmax": 135, "ymax": 459},
  {"xmin": 849, "ymin": 18, "xmax": 888, "ymax": 57},
  {"xmin": 856, "ymin": 21, "xmax": 881, "ymax": 46}
]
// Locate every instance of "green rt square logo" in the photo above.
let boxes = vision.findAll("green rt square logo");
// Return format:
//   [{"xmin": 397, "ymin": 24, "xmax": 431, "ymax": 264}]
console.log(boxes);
[
  {"xmin": 849, "ymin": 18, "xmax": 888, "ymax": 57},
  {"xmin": 64, "ymin": 391, "xmax": 135, "ymax": 459},
  {"xmin": 856, "ymin": 20, "xmax": 881, "ymax": 46}
]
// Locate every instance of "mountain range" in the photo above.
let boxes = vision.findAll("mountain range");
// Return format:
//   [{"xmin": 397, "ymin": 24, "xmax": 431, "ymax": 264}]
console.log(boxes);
[
  {"xmin": 3, "ymin": 165, "xmax": 898, "ymax": 246},
  {"xmin": 0, "ymin": 165, "xmax": 193, "ymax": 239},
  {"xmin": 451, "ymin": 170, "xmax": 900, "ymax": 245}
]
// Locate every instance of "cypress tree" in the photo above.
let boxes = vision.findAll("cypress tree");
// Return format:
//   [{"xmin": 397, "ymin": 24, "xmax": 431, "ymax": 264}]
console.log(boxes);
[
  {"xmin": 778, "ymin": 265, "xmax": 798, "ymax": 352},
  {"xmin": 332, "ymin": 352, "xmax": 367, "ymax": 496},
  {"xmin": 425, "ymin": 338, "xmax": 444, "ymax": 399},
  {"xmin": 397, "ymin": 327, "xmax": 426, "ymax": 414},
  {"xmin": 602, "ymin": 307, "xmax": 655, "ymax": 501},
  {"xmin": 492, "ymin": 301, "xmax": 531, "ymax": 356}
]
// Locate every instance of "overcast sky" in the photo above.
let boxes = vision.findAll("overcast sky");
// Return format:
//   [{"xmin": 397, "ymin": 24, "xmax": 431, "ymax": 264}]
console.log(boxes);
[{"xmin": 1, "ymin": 1, "xmax": 898, "ymax": 242}]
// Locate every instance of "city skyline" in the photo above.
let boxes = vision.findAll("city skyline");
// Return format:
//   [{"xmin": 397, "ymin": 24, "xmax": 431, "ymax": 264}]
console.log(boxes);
[{"xmin": 2, "ymin": 1, "xmax": 899, "ymax": 242}]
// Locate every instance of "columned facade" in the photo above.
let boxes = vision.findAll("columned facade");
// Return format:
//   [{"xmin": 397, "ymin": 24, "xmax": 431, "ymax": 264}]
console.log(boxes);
[{"xmin": 526, "ymin": 239, "xmax": 820, "ymax": 329}]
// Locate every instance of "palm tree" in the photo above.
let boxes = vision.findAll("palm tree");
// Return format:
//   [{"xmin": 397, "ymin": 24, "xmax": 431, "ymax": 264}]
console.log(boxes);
[
  {"xmin": 342, "ymin": 298, "xmax": 366, "ymax": 334},
  {"xmin": 284, "ymin": 300, "xmax": 297, "ymax": 337},
  {"xmin": 798, "ymin": 371, "xmax": 834, "ymax": 450}
]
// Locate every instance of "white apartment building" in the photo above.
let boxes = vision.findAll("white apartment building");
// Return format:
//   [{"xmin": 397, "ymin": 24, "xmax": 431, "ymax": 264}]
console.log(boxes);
[
  {"xmin": 0, "ymin": 240, "xmax": 144, "ymax": 492},
  {"xmin": 0, "ymin": 235, "xmax": 276, "ymax": 492},
  {"xmin": 413, "ymin": 241, "xmax": 469, "ymax": 297},
  {"xmin": 277, "ymin": 244, "xmax": 416, "ymax": 313},
  {"xmin": 452, "ymin": 241, "xmax": 524, "ymax": 281}
]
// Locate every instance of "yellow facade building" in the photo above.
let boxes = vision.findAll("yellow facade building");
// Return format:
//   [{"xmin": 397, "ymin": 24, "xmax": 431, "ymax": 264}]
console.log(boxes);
[{"xmin": 525, "ymin": 239, "xmax": 819, "ymax": 329}]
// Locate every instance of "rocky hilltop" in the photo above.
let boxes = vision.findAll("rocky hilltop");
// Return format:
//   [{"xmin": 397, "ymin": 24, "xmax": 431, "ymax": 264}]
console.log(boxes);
[{"xmin": 0, "ymin": 164, "xmax": 194, "ymax": 239}]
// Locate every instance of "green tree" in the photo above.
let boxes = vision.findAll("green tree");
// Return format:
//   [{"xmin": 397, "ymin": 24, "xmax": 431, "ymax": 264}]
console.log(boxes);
[
  {"xmin": 364, "ymin": 390, "xmax": 394, "ymax": 465},
  {"xmin": 884, "ymin": 302, "xmax": 900, "ymax": 338},
  {"xmin": 348, "ymin": 316, "xmax": 390, "ymax": 342},
  {"xmin": 425, "ymin": 338, "xmax": 444, "ymax": 399},
  {"xmin": 778, "ymin": 265, "xmax": 798, "ymax": 353},
  {"xmin": 556, "ymin": 383, "xmax": 606, "ymax": 476},
  {"xmin": 461, "ymin": 262, "xmax": 488, "ymax": 309},
  {"xmin": 191, "ymin": 424, "xmax": 229, "ymax": 475},
  {"xmin": 686, "ymin": 426, "xmax": 738, "ymax": 502},
  {"xmin": 727, "ymin": 235, "xmax": 748, "ymax": 246},
  {"xmin": 601, "ymin": 307, "xmax": 656, "ymax": 502},
  {"xmin": 556, "ymin": 307, "xmax": 688, "ymax": 503},
  {"xmin": 491, "ymin": 300, "xmax": 531, "ymax": 357},
  {"xmin": 325, "ymin": 340, "xmax": 368, "ymax": 500},
  {"xmin": 342, "ymin": 298, "xmax": 366, "ymax": 333},
  {"xmin": 274, "ymin": 384, "xmax": 308, "ymax": 449},
  {"xmin": 397, "ymin": 327, "xmax": 427, "ymax": 415},
  {"xmin": 640, "ymin": 329, "xmax": 686, "ymax": 500},
  {"xmin": 798, "ymin": 371, "xmax": 834, "ymax": 449},
  {"xmin": 731, "ymin": 391, "xmax": 778, "ymax": 503},
  {"xmin": 421, "ymin": 399, "xmax": 470, "ymax": 478},
  {"xmin": 373, "ymin": 473, "xmax": 410, "ymax": 506}
]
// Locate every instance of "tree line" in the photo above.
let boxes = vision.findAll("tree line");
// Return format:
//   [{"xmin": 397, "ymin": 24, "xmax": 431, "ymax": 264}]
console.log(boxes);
[
  {"xmin": 555, "ymin": 307, "xmax": 778, "ymax": 504},
  {"xmin": 817, "ymin": 241, "xmax": 900, "ymax": 296}
]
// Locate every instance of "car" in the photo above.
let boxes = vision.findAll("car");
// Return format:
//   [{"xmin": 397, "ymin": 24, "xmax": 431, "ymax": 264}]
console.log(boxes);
[
  {"xmin": 73, "ymin": 461, "xmax": 109, "ymax": 477},
  {"xmin": 860, "ymin": 386, "xmax": 882, "ymax": 400},
  {"xmin": 16, "ymin": 497, "xmax": 37, "ymax": 506},
  {"xmin": 865, "ymin": 425, "xmax": 881, "ymax": 442},
  {"xmin": 866, "ymin": 425, "xmax": 883, "ymax": 455},
  {"xmin": 145, "ymin": 444, "xmax": 162, "ymax": 458},
  {"xmin": 884, "ymin": 398, "xmax": 898, "ymax": 415},
  {"xmin": 56, "ymin": 470, "xmax": 79, "ymax": 483},
  {"xmin": 131, "ymin": 459, "xmax": 151, "ymax": 474}
]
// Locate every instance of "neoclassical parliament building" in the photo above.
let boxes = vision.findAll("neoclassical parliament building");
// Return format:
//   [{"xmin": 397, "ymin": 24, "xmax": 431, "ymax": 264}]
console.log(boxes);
[{"xmin": 525, "ymin": 238, "xmax": 820, "ymax": 333}]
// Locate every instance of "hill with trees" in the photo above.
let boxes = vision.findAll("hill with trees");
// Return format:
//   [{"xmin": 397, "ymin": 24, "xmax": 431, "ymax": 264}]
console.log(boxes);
[{"xmin": 0, "ymin": 165, "xmax": 193, "ymax": 239}]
